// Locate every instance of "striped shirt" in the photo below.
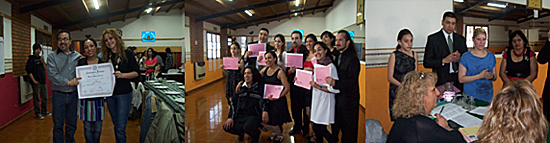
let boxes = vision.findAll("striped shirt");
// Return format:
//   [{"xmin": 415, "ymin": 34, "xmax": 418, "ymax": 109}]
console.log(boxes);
[{"xmin": 78, "ymin": 98, "xmax": 105, "ymax": 121}]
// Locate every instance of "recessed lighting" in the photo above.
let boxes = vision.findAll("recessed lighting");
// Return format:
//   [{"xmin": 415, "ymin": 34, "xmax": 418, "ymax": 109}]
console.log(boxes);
[
  {"xmin": 295, "ymin": 0, "xmax": 299, "ymax": 7},
  {"xmin": 93, "ymin": 0, "xmax": 100, "ymax": 9},
  {"xmin": 294, "ymin": 13, "xmax": 298, "ymax": 16},
  {"xmin": 245, "ymin": 10, "xmax": 253, "ymax": 16},
  {"xmin": 146, "ymin": 8, "xmax": 153, "ymax": 13},
  {"xmin": 454, "ymin": 0, "xmax": 463, "ymax": 2},
  {"xmin": 487, "ymin": 2, "xmax": 507, "ymax": 8}
]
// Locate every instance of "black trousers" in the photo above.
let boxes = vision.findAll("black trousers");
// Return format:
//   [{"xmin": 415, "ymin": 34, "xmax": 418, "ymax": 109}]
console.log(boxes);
[
  {"xmin": 331, "ymin": 95, "xmax": 359, "ymax": 143},
  {"xmin": 223, "ymin": 116, "xmax": 261, "ymax": 142},
  {"xmin": 290, "ymin": 85, "xmax": 310, "ymax": 133},
  {"xmin": 312, "ymin": 123, "xmax": 336, "ymax": 143}
]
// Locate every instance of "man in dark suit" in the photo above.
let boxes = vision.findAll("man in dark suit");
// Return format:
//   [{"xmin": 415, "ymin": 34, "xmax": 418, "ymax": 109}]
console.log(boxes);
[
  {"xmin": 243, "ymin": 28, "xmax": 274, "ymax": 69},
  {"xmin": 327, "ymin": 30, "xmax": 360, "ymax": 143},
  {"xmin": 424, "ymin": 12, "xmax": 468, "ymax": 90},
  {"xmin": 287, "ymin": 30, "xmax": 309, "ymax": 136}
]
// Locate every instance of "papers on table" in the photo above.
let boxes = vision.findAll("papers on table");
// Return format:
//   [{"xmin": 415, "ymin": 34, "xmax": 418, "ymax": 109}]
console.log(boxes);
[
  {"xmin": 430, "ymin": 103, "xmax": 483, "ymax": 127},
  {"xmin": 314, "ymin": 64, "xmax": 331, "ymax": 85},
  {"xmin": 295, "ymin": 69, "xmax": 312, "ymax": 89},
  {"xmin": 459, "ymin": 126, "xmax": 480, "ymax": 142},
  {"xmin": 247, "ymin": 43, "xmax": 266, "ymax": 57},
  {"xmin": 264, "ymin": 84, "xmax": 283, "ymax": 99},
  {"xmin": 223, "ymin": 57, "xmax": 239, "ymax": 70},
  {"xmin": 286, "ymin": 53, "xmax": 303, "ymax": 68},
  {"xmin": 468, "ymin": 106, "xmax": 489, "ymax": 116},
  {"xmin": 258, "ymin": 51, "xmax": 266, "ymax": 65}
]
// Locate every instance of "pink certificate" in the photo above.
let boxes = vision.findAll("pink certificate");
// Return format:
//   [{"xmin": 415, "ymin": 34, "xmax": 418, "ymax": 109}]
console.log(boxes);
[
  {"xmin": 314, "ymin": 64, "xmax": 331, "ymax": 85},
  {"xmin": 285, "ymin": 53, "xmax": 303, "ymax": 68},
  {"xmin": 264, "ymin": 84, "xmax": 283, "ymax": 99},
  {"xmin": 247, "ymin": 43, "xmax": 266, "ymax": 57},
  {"xmin": 258, "ymin": 51, "xmax": 266, "ymax": 65},
  {"xmin": 294, "ymin": 69, "xmax": 312, "ymax": 89},
  {"xmin": 222, "ymin": 57, "xmax": 239, "ymax": 70}
]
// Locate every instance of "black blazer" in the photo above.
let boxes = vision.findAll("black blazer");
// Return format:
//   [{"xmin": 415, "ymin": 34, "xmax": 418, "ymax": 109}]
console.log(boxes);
[
  {"xmin": 423, "ymin": 30, "xmax": 467, "ymax": 87},
  {"xmin": 243, "ymin": 41, "xmax": 275, "ymax": 68},
  {"xmin": 333, "ymin": 47, "xmax": 360, "ymax": 98}
]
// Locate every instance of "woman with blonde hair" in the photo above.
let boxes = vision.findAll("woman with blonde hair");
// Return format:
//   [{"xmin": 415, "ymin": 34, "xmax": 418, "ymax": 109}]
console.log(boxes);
[
  {"xmin": 100, "ymin": 28, "xmax": 140, "ymax": 143},
  {"xmin": 387, "ymin": 71, "xmax": 465, "ymax": 143},
  {"xmin": 458, "ymin": 28, "xmax": 496, "ymax": 103},
  {"xmin": 477, "ymin": 80, "xmax": 548, "ymax": 143}
]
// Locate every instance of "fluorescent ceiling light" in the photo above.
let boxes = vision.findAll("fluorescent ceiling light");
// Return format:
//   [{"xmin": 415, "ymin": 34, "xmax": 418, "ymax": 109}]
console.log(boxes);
[
  {"xmin": 295, "ymin": 0, "xmax": 299, "ymax": 7},
  {"xmin": 146, "ymin": 8, "xmax": 153, "ymax": 13},
  {"xmin": 294, "ymin": 13, "xmax": 298, "ymax": 16},
  {"xmin": 454, "ymin": 0, "xmax": 463, "ymax": 2},
  {"xmin": 487, "ymin": 2, "xmax": 507, "ymax": 8},
  {"xmin": 92, "ymin": 0, "xmax": 100, "ymax": 9},
  {"xmin": 245, "ymin": 10, "xmax": 253, "ymax": 16}
]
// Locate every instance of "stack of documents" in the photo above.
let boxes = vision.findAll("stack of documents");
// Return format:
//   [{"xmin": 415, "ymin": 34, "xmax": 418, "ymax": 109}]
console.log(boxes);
[
  {"xmin": 459, "ymin": 126, "xmax": 480, "ymax": 142},
  {"xmin": 429, "ymin": 103, "xmax": 483, "ymax": 127}
]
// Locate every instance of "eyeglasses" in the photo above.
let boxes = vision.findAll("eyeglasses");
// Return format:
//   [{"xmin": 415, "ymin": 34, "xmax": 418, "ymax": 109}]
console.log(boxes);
[{"xmin": 58, "ymin": 37, "xmax": 70, "ymax": 42}]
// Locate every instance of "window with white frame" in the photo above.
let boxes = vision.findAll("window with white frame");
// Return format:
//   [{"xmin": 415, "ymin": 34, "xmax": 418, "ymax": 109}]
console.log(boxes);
[
  {"xmin": 207, "ymin": 32, "xmax": 221, "ymax": 59},
  {"xmin": 466, "ymin": 25, "xmax": 489, "ymax": 48}
]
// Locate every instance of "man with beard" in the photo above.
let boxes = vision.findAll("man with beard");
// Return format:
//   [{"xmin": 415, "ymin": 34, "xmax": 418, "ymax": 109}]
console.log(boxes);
[
  {"xmin": 326, "ymin": 30, "xmax": 360, "ymax": 143},
  {"xmin": 287, "ymin": 30, "xmax": 309, "ymax": 136},
  {"xmin": 47, "ymin": 30, "xmax": 82, "ymax": 143}
]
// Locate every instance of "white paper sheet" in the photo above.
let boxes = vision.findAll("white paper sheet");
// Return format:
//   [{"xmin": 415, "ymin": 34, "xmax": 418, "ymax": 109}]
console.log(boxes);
[
  {"xmin": 430, "ymin": 103, "xmax": 483, "ymax": 127},
  {"xmin": 468, "ymin": 106, "xmax": 489, "ymax": 116},
  {"xmin": 76, "ymin": 63, "xmax": 116, "ymax": 99}
]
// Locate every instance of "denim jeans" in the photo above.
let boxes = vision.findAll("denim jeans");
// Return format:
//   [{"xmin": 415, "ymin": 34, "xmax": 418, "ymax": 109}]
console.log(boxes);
[
  {"xmin": 106, "ymin": 92, "xmax": 133, "ymax": 143},
  {"xmin": 52, "ymin": 90, "xmax": 78, "ymax": 143},
  {"xmin": 83, "ymin": 121, "xmax": 102, "ymax": 143},
  {"xmin": 32, "ymin": 83, "xmax": 48, "ymax": 116}
]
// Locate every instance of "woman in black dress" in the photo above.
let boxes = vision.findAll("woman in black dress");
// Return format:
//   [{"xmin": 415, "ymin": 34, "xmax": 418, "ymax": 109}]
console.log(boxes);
[
  {"xmin": 223, "ymin": 42, "xmax": 245, "ymax": 104},
  {"xmin": 387, "ymin": 29, "xmax": 416, "ymax": 120},
  {"xmin": 259, "ymin": 51, "xmax": 291, "ymax": 142}
]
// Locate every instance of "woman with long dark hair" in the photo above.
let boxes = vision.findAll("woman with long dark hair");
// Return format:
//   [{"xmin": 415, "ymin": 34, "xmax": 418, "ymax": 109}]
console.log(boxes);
[{"xmin": 387, "ymin": 29, "xmax": 417, "ymax": 120}]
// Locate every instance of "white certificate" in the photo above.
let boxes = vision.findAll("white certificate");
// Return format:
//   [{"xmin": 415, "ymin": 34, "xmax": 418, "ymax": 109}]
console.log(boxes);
[{"xmin": 76, "ymin": 63, "xmax": 116, "ymax": 99}]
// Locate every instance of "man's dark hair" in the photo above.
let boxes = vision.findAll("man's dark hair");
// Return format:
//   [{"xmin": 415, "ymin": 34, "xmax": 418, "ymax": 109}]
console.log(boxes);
[
  {"xmin": 128, "ymin": 46, "xmax": 137, "ymax": 51},
  {"xmin": 259, "ymin": 28, "xmax": 269, "ymax": 34},
  {"xmin": 442, "ymin": 11, "xmax": 456, "ymax": 21},
  {"xmin": 32, "ymin": 43, "xmax": 41, "ymax": 51},
  {"xmin": 165, "ymin": 47, "xmax": 172, "ymax": 53},
  {"xmin": 291, "ymin": 30, "xmax": 302, "ymax": 39},
  {"xmin": 57, "ymin": 30, "xmax": 71, "ymax": 40},
  {"xmin": 337, "ymin": 30, "xmax": 356, "ymax": 53}
]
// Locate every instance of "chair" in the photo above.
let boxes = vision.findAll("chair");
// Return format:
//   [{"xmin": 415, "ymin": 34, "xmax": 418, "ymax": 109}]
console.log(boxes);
[{"xmin": 365, "ymin": 119, "xmax": 387, "ymax": 143}]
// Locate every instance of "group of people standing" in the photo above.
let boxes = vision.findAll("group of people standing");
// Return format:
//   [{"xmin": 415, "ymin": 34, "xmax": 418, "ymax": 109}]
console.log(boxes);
[
  {"xmin": 222, "ymin": 28, "xmax": 360, "ymax": 143},
  {"xmin": 26, "ymin": 29, "xmax": 140, "ymax": 143},
  {"xmin": 386, "ymin": 11, "xmax": 550, "ymax": 142}
]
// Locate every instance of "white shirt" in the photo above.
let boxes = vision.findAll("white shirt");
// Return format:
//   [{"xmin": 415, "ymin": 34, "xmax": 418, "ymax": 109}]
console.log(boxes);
[{"xmin": 442, "ymin": 29, "xmax": 457, "ymax": 73}]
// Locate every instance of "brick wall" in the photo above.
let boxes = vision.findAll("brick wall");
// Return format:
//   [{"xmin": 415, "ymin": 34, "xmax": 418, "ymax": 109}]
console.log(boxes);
[
  {"xmin": 220, "ymin": 28, "xmax": 228, "ymax": 57},
  {"xmin": 11, "ymin": 5, "xmax": 31, "ymax": 77},
  {"xmin": 189, "ymin": 16, "xmax": 203, "ymax": 63},
  {"xmin": 456, "ymin": 14, "xmax": 464, "ymax": 36}
]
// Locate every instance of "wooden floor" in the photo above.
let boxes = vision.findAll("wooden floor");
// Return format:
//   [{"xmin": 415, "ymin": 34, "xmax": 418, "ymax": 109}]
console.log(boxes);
[
  {"xmin": 185, "ymin": 79, "xmax": 366, "ymax": 143},
  {"xmin": 0, "ymin": 100, "xmax": 141, "ymax": 143}
]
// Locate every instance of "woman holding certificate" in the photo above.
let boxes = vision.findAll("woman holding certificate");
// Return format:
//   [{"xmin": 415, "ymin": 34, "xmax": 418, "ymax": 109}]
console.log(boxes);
[
  {"xmin": 100, "ymin": 28, "xmax": 139, "ymax": 143},
  {"xmin": 301, "ymin": 34, "xmax": 317, "ymax": 141},
  {"xmin": 309, "ymin": 42, "xmax": 338, "ymax": 143},
  {"xmin": 273, "ymin": 34, "xmax": 287, "ymax": 72},
  {"xmin": 259, "ymin": 51, "xmax": 291, "ymax": 142},
  {"xmin": 223, "ymin": 42, "xmax": 244, "ymax": 105},
  {"xmin": 77, "ymin": 37, "xmax": 105, "ymax": 143}
]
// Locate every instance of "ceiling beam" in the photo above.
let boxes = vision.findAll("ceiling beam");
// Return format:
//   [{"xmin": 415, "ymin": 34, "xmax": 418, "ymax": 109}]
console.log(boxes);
[
  {"xmin": 54, "ymin": 0, "xmax": 184, "ymax": 29},
  {"xmin": 152, "ymin": 7, "xmax": 160, "ymax": 16},
  {"xmin": 489, "ymin": 7, "xmax": 525, "ymax": 21},
  {"xmin": 166, "ymin": 3, "xmax": 177, "ymax": 13},
  {"xmin": 456, "ymin": 0, "xmax": 490, "ymax": 14},
  {"xmin": 518, "ymin": 11, "xmax": 550, "ymax": 23},
  {"xmin": 187, "ymin": 0, "xmax": 240, "ymax": 23},
  {"xmin": 195, "ymin": 0, "xmax": 295, "ymax": 22},
  {"xmin": 223, "ymin": 3, "xmax": 332, "ymax": 28},
  {"xmin": 53, "ymin": 5, "xmax": 82, "ymax": 30},
  {"xmin": 20, "ymin": 0, "xmax": 77, "ymax": 14},
  {"xmin": 122, "ymin": 0, "xmax": 131, "ymax": 22}
]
